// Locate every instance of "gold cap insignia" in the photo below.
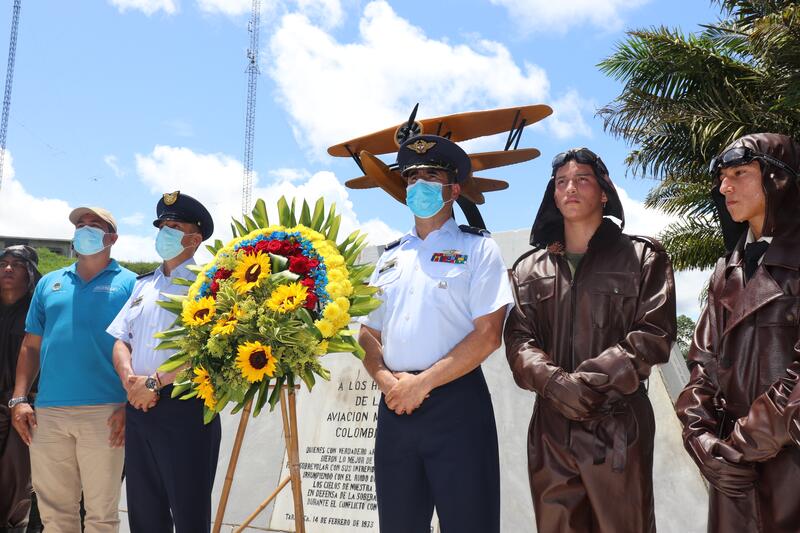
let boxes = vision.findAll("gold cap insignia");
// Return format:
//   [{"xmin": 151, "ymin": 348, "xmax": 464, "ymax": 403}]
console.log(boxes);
[
  {"xmin": 407, "ymin": 139, "xmax": 436, "ymax": 155},
  {"xmin": 163, "ymin": 191, "xmax": 180, "ymax": 205}
]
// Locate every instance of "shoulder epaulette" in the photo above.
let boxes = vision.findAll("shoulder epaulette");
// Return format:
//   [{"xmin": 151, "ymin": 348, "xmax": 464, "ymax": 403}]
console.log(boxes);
[
  {"xmin": 384, "ymin": 238, "xmax": 402, "ymax": 250},
  {"xmin": 459, "ymin": 224, "xmax": 491, "ymax": 237},
  {"xmin": 628, "ymin": 234, "xmax": 665, "ymax": 252},
  {"xmin": 136, "ymin": 270, "xmax": 155, "ymax": 280}
]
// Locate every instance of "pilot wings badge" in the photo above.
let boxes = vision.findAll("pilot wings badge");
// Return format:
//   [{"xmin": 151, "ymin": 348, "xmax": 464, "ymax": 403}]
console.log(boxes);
[{"xmin": 407, "ymin": 139, "xmax": 436, "ymax": 154}]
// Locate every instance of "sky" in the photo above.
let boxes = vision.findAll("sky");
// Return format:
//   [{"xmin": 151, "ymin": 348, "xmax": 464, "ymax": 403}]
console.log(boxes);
[{"xmin": 0, "ymin": 0, "xmax": 724, "ymax": 317}]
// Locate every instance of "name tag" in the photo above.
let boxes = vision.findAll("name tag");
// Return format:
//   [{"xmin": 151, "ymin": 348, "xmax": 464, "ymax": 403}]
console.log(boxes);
[
  {"xmin": 431, "ymin": 251, "xmax": 467, "ymax": 264},
  {"xmin": 93, "ymin": 285, "xmax": 118, "ymax": 293},
  {"xmin": 378, "ymin": 259, "xmax": 397, "ymax": 274}
]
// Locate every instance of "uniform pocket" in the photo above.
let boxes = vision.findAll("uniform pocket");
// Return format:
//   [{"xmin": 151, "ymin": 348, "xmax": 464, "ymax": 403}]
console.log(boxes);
[
  {"xmin": 756, "ymin": 295, "xmax": 800, "ymax": 327},
  {"xmin": 518, "ymin": 275, "xmax": 555, "ymax": 306},
  {"xmin": 587, "ymin": 272, "xmax": 638, "ymax": 329}
]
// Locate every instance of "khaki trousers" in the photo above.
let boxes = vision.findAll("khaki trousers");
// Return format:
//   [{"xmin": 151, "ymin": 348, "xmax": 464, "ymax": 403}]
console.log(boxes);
[{"xmin": 30, "ymin": 404, "xmax": 124, "ymax": 533}]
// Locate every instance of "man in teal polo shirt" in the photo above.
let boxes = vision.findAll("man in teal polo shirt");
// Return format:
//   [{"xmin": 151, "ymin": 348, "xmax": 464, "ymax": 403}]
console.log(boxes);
[{"xmin": 10, "ymin": 206, "xmax": 136, "ymax": 533}]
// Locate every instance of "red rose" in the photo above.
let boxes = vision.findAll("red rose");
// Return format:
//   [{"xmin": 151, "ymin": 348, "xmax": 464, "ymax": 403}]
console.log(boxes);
[
  {"xmin": 307, "ymin": 258, "xmax": 319, "ymax": 269},
  {"xmin": 214, "ymin": 268, "xmax": 232, "ymax": 280},
  {"xmin": 266, "ymin": 240, "xmax": 283, "ymax": 254},
  {"xmin": 240, "ymin": 245, "xmax": 257, "ymax": 256},
  {"xmin": 255, "ymin": 240, "xmax": 270, "ymax": 253},
  {"xmin": 299, "ymin": 277, "xmax": 315, "ymax": 288},
  {"xmin": 281, "ymin": 241, "xmax": 300, "ymax": 256},
  {"xmin": 304, "ymin": 291, "xmax": 318, "ymax": 309},
  {"xmin": 289, "ymin": 256, "xmax": 312, "ymax": 275},
  {"xmin": 210, "ymin": 280, "xmax": 220, "ymax": 294}
]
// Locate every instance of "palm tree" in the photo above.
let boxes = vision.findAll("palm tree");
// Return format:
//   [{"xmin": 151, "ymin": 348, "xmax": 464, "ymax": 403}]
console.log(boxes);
[{"xmin": 599, "ymin": 0, "xmax": 800, "ymax": 270}]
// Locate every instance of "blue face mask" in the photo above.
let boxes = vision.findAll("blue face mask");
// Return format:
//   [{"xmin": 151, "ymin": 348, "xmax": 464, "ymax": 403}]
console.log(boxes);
[
  {"xmin": 155, "ymin": 226, "xmax": 191, "ymax": 261},
  {"xmin": 406, "ymin": 180, "xmax": 452, "ymax": 219},
  {"xmin": 73, "ymin": 226, "xmax": 108, "ymax": 256}
]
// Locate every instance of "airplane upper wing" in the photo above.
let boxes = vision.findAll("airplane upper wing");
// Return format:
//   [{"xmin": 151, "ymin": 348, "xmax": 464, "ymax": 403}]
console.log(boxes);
[{"xmin": 328, "ymin": 104, "xmax": 553, "ymax": 157}]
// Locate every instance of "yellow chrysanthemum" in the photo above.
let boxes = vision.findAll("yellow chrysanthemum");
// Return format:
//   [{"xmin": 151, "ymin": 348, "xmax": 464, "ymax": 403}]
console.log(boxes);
[
  {"xmin": 266, "ymin": 282, "xmax": 308, "ymax": 313},
  {"xmin": 192, "ymin": 366, "xmax": 217, "ymax": 409},
  {"xmin": 182, "ymin": 296, "xmax": 216, "ymax": 326},
  {"xmin": 323, "ymin": 301, "xmax": 344, "ymax": 323},
  {"xmin": 232, "ymin": 253, "xmax": 271, "ymax": 294},
  {"xmin": 236, "ymin": 341, "xmax": 277, "ymax": 382},
  {"xmin": 315, "ymin": 318, "xmax": 337, "ymax": 338},
  {"xmin": 315, "ymin": 340, "xmax": 329, "ymax": 355},
  {"xmin": 334, "ymin": 296, "xmax": 350, "ymax": 312},
  {"xmin": 327, "ymin": 267, "xmax": 347, "ymax": 283}
]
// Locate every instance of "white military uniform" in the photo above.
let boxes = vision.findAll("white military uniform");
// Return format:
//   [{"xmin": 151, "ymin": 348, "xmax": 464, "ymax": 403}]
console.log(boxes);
[
  {"xmin": 362, "ymin": 218, "xmax": 513, "ymax": 371},
  {"xmin": 107, "ymin": 258, "xmax": 195, "ymax": 375}
]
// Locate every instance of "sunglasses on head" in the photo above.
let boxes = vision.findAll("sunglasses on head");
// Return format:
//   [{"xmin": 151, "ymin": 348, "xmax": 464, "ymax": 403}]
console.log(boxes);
[
  {"xmin": 709, "ymin": 146, "xmax": 798, "ymax": 179},
  {"xmin": 551, "ymin": 148, "xmax": 609, "ymax": 177}
]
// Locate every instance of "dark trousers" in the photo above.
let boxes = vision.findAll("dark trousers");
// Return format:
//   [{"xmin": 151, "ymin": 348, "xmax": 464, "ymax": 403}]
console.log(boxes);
[
  {"xmin": 0, "ymin": 401, "xmax": 32, "ymax": 532},
  {"xmin": 375, "ymin": 367, "xmax": 500, "ymax": 533},
  {"xmin": 125, "ymin": 386, "xmax": 221, "ymax": 533}
]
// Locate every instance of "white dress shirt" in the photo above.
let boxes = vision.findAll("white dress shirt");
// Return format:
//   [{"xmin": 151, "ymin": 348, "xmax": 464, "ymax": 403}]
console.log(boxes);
[
  {"xmin": 362, "ymin": 218, "xmax": 513, "ymax": 372},
  {"xmin": 107, "ymin": 258, "xmax": 195, "ymax": 376}
]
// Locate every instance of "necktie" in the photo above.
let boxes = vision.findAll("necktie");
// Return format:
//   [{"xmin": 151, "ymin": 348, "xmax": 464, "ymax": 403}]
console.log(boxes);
[{"xmin": 744, "ymin": 240, "xmax": 769, "ymax": 280}]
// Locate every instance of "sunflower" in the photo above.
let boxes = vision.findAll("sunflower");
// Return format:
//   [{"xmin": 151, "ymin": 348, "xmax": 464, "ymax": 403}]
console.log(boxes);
[
  {"xmin": 232, "ymin": 253, "xmax": 271, "ymax": 294},
  {"xmin": 210, "ymin": 304, "xmax": 242, "ymax": 336},
  {"xmin": 192, "ymin": 366, "xmax": 217, "ymax": 409},
  {"xmin": 266, "ymin": 282, "xmax": 308, "ymax": 313},
  {"xmin": 182, "ymin": 296, "xmax": 216, "ymax": 326},
  {"xmin": 236, "ymin": 341, "xmax": 277, "ymax": 382}
]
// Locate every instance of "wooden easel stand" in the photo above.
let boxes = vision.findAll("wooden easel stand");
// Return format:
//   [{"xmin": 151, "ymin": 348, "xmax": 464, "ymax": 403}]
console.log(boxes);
[{"xmin": 213, "ymin": 384, "xmax": 305, "ymax": 533}]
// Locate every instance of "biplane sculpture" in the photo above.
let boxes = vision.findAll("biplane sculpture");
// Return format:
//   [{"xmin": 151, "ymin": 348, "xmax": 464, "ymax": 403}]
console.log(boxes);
[{"xmin": 328, "ymin": 103, "xmax": 553, "ymax": 229}]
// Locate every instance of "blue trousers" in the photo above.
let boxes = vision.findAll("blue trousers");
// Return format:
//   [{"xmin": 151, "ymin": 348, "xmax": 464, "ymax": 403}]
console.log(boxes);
[
  {"xmin": 375, "ymin": 367, "xmax": 500, "ymax": 533},
  {"xmin": 125, "ymin": 386, "xmax": 221, "ymax": 533}
]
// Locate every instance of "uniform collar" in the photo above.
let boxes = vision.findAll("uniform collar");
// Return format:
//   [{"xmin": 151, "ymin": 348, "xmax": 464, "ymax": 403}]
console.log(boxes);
[
  {"xmin": 158, "ymin": 257, "xmax": 196, "ymax": 280},
  {"xmin": 409, "ymin": 218, "xmax": 459, "ymax": 241},
  {"xmin": 745, "ymin": 228, "xmax": 773, "ymax": 245}
]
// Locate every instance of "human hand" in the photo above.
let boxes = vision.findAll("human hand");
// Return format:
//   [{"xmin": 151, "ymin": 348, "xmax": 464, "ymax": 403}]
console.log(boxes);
[
  {"xmin": 107, "ymin": 406, "xmax": 126, "ymax": 448},
  {"xmin": 385, "ymin": 372, "xmax": 431, "ymax": 415},
  {"xmin": 11, "ymin": 402, "xmax": 36, "ymax": 446},
  {"xmin": 126, "ymin": 375, "xmax": 158, "ymax": 411},
  {"xmin": 688, "ymin": 432, "xmax": 756, "ymax": 498},
  {"xmin": 543, "ymin": 370, "xmax": 608, "ymax": 421}
]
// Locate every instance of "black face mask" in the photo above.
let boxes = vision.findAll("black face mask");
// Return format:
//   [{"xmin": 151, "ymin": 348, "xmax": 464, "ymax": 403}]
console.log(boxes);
[
  {"xmin": 551, "ymin": 148, "xmax": 610, "ymax": 178},
  {"xmin": 709, "ymin": 146, "xmax": 798, "ymax": 180}
]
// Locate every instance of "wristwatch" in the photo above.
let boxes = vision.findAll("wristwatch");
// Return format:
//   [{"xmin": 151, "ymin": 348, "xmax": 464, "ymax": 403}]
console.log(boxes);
[
  {"xmin": 144, "ymin": 375, "xmax": 161, "ymax": 394},
  {"xmin": 8, "ymin": 396, "xmax": 28, "ymax": 408}
]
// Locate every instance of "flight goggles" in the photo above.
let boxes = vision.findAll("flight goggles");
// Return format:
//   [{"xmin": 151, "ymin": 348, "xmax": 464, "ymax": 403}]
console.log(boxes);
[
  {"xmin": 551, "ymin": 148, "xmax": 609, "ymax": 177},
  {"xmin": 709, "ymin": 146, "xmax": 798, "ymax": 179}
]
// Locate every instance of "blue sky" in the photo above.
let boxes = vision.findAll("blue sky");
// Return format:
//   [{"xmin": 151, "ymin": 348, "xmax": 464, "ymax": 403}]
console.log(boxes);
[{"xmin": 0, "ymin": 0, "xmax": 722, "ymax": 316}]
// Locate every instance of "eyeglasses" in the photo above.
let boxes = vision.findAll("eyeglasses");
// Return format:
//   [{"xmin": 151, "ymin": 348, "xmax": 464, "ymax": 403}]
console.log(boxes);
[
  {"xmin": 709, "ymin": 146, "xmax": 798, "ymax": 179},
  {"xmin": 551, "ymin": 148, "xmax": 609, "ymax": 177},
  {"xmin": 0, "ymin": 260, "xmax": 26, "ymax": 271}
]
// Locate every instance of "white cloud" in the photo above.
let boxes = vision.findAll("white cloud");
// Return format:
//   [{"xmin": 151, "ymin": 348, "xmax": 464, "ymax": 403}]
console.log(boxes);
[
  {"xmin": 548, "ymin": 90, "xmax": 594, "ymax": 140},
  {"xmin": 489, "ymin": 0, "xmax": 648, "ymax": 35},
  {"xmin": 295, "ymin": 0, "xmax": 343, "ymax": 28},
  {"xmin": 114, "ymin": 234, "xmax": 161, "ymax": 262},
  {"xmin": 109, "ymin": 0, "xmax": 178, "ymax": 16},
  {"xmin": 162, "ymin": 118, "xmax": 194, "ymax": 138},
  {"xmin": 134, "ymin": 145, "xmax": 402, "ymax": 252},
  {"xmin": 195, "ymin": 0, "xmax": 251, "ymax": 16},
  {"xmin": 268, "ymin": 0, "xmax": 590, "ymax": 159},
  {"xmin": 0, "ymin": 151, "xmax": 74, "ymax": 240},
  {"xmin": 120, "ymin": 212, "xmax": 146, "ymax": 226},
  {"xmin": 674, "ymin": 269, "xmax": 711, "ymax": 320},
  {"xmin": 104, "ymin": 154, "xmax": 126, "ymax": 178},
  {"xmin": 268, "ymin": 168, "xmax": 312, "ymax": 183}
]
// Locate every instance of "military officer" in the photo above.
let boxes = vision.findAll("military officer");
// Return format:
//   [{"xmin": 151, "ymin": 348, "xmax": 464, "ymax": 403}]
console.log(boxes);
[
  {"xmin": 358, "ymin": 135, "xmax": 513, "ymax": 533},
  {"xmin": 107, "ymin": 191, "xmax": 220, "ymax": 533}
]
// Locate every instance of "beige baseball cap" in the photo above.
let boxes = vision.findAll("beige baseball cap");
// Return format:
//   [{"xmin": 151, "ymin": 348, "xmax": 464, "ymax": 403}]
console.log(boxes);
[{"xmin": 68, "ymin": 206, "xmax": 118, "ymax": 233}]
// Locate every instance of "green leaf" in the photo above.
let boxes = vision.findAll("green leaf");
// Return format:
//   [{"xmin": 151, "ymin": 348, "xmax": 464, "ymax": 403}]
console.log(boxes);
[
  {"xmin": 269, "ymin": 270, "xmax": 300, "ymax": 284},
  {"xmin": 232, "ymin": 384, "xmax": 259, "ymax": 415},
  {"xmin": 154, "ymin": 339, "xmax": 182, "ymax": 351},
  {"xmin": 157, "ymin": 352, "xmax": 189, "ymax": 372},
  {"xmin": 349, "ymin": 297, "xmax": 383, "ymax": 316},
  {"xmin": 186, "ymin": 264, "xmax": 204, "ymax": 274},
  {"xmin": 301, "ymin": 368, "xmax": 316, "ymax": 390},
  {"xmin": 253, "ymin": 377, "xmax": 271, "ymax": 416},
  {"xmin": 206, "ymin": 239, "xmax": 223, "ymax": 255},
  {"xmin": 326, "ymin": 214, "xmax": 341, "ymax": 242},
  {"xmin": 269, "ymin": 253, "xmax": 288, "ymax": 273},
  {"xmin": 277, "ymin": 197, "xmax": 292, "ymax": 227},
  {"xmin": 310, "ymin": 198, "xmax": 325, "ymax": 231},
  {"xmin": 251, "ymin": 198, "xmax": 269, "ymax": 227},
  {"xmin": 172, "ymin": 277, "xmax": 193, "ymax": 287},
  {"xmin": 299, "ymin": 200, "xmax": 312, "ymax": 227},
  {"xmin": 155, "ymin": 299, "xmax": 183, "ymax": 315},
  {"xmin": 337, "ymin": 230, "xmax": 360, "ymax": 254},
  {"xmin": 268, "ymin": 375, "xmax": 285, "ymax": 408},
  {"xmin": 153, "ymin": 327, "xmax": 186, "ymax": 339},
  {"xmin": 203, "ymin": 406, "xmax": 217, "ymax": 424},
  {"xmin": 352, "ymin": 284, "xmax": 379, "ymax": 297},
  {"xmin": 243, "ymin": 214, "xmax": 259, "ymax": 233},
  {"xmin": 232, "ymin": 218, "xmax": 249, "ymax": 238},
  {"xmin": 180, "ymin": 389, "xmax": 199, "ymax": 399},
  {"xmin": 170, "ymin": 381, "xmax": 192, "ymax": 397}
]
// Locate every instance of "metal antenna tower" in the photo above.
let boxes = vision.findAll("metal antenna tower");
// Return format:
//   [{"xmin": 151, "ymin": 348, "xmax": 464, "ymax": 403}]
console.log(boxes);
[
  {"xmin": 241, "ymin": 0, "xmax": 260, "ymax": 214},
  {"xmin": 0, "ymin": 0, "xmax": 21, "ymax": 192}
]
